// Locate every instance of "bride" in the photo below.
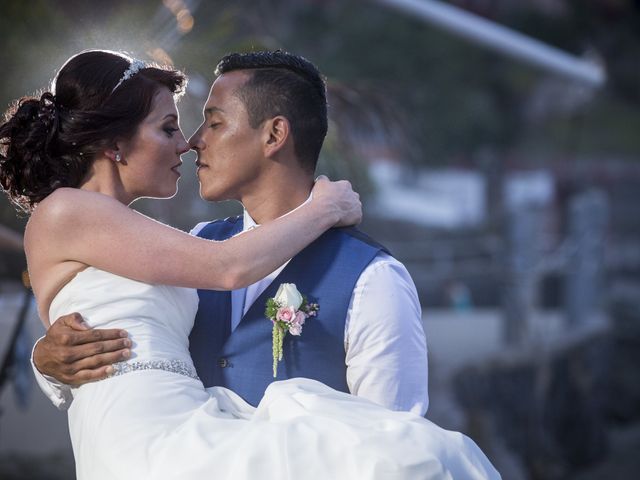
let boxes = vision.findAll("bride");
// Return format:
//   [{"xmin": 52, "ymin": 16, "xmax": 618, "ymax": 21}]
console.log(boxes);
[{"xmin": 0, "ymin": 50, "xmax": 500, "ymax": 479}]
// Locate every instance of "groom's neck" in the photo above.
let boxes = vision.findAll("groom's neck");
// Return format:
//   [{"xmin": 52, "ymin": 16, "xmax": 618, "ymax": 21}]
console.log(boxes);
[{"xmin": 241, "ymin": 171, "xmax": 314, "ymax": 225}]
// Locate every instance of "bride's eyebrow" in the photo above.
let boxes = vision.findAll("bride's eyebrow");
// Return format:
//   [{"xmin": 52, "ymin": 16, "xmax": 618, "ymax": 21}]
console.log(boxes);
[{"xmin": 162, "ymin": 114, "xmax": 178, "ymax": 121}]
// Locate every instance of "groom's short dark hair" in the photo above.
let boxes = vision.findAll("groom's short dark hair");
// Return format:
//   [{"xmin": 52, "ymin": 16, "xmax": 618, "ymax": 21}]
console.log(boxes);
[{"xmin": 215, "ymin": 50, "xmax": 328, "ymax": 173}]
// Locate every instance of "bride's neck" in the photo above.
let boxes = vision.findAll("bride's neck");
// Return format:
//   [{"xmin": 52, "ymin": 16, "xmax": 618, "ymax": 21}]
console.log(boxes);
[{"xmin": 80, "ymin": 158, "xmax": 134, "ymax": 205}]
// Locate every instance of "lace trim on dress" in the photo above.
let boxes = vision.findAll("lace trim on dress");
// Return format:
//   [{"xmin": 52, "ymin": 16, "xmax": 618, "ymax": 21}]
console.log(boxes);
[{"xmin": 109, "ymin": 359, "xmax": 200, "ymax": 381}]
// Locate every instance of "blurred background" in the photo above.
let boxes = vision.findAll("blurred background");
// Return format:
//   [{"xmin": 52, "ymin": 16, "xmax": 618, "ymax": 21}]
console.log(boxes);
[{"xmin": 1, "ymin": 0, "xmax": 639, "ymax": 478}]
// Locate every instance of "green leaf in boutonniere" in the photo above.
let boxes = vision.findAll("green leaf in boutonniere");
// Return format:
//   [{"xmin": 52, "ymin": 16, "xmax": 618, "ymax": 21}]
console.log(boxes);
[{"xmin": 266, "ymin": 283, "xmax": 319, "ymax": 377}]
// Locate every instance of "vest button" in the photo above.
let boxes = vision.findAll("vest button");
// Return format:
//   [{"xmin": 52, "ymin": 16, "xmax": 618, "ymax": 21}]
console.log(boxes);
[{"xmin": 218, "ymin": 358, "xmax": 229, "ymax": 368}]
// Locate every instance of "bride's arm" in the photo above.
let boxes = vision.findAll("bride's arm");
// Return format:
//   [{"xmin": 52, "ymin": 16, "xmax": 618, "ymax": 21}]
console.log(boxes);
[{"xmin": 27, "ymin": 178, "xmax": 360, "ymax": 291}]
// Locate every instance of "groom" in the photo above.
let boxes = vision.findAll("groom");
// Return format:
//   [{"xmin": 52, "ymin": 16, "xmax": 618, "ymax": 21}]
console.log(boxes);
[{"xmin": 32, "ymin": 51, "xmax": 429, "ymax": 414}]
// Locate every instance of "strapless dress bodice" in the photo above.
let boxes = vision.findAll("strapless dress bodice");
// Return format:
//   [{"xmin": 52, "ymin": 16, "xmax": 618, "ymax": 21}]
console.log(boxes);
[{"xmin": 49, "ymin": 267, "xmax": 199, "ymax": 373}]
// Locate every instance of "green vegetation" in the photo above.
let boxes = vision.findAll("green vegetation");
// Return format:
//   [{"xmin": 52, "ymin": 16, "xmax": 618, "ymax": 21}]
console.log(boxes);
[{"xmin": 1, "ymin": 0, "xmax": 638, "ymax": 236}]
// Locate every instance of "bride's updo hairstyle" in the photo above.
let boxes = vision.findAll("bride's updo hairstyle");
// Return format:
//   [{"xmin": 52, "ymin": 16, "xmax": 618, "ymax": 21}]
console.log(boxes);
[{"xmin": 0, "ymin": 50, "xmax": 186, "ymax": 212}]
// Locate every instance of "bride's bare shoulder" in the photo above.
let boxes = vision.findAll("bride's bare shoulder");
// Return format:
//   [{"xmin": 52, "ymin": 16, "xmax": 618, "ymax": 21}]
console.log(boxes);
[
  {"xmin": 36, "ymin": 187, "xmax": 114, "ymax": 212},
  {"xmin": 33, "ymin": 188, "xmax": 121, "ymax": 218},
  {"xmin": 26, "ymin": 189, "xmax": 122, "ymax": 238}
]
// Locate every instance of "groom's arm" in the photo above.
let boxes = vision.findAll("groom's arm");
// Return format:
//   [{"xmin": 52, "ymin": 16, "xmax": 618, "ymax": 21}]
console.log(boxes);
[
  {"xmin": 31, "ymin": 313, "xmax": 130, "ymax": 410},
  {"xmin": 344, "ymin": 253, "xmax": 429, "ymax": 415}
]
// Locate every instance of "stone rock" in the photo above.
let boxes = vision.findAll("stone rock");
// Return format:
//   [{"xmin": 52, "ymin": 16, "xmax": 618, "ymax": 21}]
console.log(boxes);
[
  {"xmin": 453, "ymin": 331, "xmax": 611, "ymax": 480},
  {"xmin": 606, "ymin": 287, "xmax": 640, "ymax": 423}
]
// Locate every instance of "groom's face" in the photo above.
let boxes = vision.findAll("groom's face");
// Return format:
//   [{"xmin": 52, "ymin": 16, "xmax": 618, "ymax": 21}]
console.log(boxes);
[{"xmin": 189, "ymin": 71, "xmax": 266, "ymax": 201}]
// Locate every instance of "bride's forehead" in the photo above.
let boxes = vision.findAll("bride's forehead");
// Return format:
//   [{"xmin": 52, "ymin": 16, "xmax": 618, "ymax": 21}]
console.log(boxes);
[{"xmin": 144, "ymin": 89, "xmax": 178, "ymax": 122}]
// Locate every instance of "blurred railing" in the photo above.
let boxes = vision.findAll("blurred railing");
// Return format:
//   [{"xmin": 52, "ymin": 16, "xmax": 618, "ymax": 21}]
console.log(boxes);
[{"xmin": 381, "ymin": 190, "xmax": 626, "ymax": 346}]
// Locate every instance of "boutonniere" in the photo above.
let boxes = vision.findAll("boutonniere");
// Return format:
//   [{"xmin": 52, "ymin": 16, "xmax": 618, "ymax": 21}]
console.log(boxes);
[{"xmin": 265, "ymin": 283, "xmax": 319, "ymax": 377}]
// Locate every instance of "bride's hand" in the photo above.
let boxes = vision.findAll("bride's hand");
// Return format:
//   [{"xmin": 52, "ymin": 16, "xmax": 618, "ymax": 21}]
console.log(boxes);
[{"xmin": 311, "ymin": 175, "xmax": 362, "ymax": 227}]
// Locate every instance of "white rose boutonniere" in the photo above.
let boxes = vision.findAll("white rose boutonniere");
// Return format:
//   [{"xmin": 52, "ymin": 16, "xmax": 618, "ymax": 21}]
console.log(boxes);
[
  {"xmin": 265, "ymin": 283, "xmax": 319, "ymax": 377},
  {"xmin": 274, "ymin": 283, "xmax": 304, "ymax": 310}
]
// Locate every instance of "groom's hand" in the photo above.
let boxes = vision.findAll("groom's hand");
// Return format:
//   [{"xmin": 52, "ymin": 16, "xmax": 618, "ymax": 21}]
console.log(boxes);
[{"xmin": 33, "ymin": 313, "xmax": 131, "ymax": 386}]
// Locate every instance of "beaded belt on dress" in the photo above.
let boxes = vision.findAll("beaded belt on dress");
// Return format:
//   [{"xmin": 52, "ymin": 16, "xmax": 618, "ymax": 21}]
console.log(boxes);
[{"xmin": 109, "ymin": 359, "xmax": 200, "ymax": 381}]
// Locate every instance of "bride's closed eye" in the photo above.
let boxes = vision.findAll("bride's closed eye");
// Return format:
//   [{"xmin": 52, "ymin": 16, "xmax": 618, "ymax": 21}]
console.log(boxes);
[{"xmin": 164, "ymin": 127, "xmax": 180, "ymax": 137}]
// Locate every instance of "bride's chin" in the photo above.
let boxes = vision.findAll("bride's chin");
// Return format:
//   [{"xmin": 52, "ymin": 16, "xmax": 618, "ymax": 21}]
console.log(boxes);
[
  {"xmin": 163, "ymin": 179, "xmax": 181, "ymax": 199},
  {"xmin": 147, "ymin": 185, "xmax": 180, "ymax": 201},
  {"xmin": 163, "ymin": 187, "xmax": 179, "ymax": 199}
]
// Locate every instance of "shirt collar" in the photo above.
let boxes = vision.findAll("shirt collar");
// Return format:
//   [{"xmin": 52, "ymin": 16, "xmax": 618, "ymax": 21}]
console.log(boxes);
[{"xmin": 242, "ymin": 193, "xmax": 313, "ymax": 232}]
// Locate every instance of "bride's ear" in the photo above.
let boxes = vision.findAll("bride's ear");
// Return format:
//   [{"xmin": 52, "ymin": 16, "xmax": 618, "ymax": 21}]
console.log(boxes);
[
  {"xmin": 263, "ymin": 116, "xmax": 290, "ymax": 158},
  {"xmin": 105, "ymin": 142, "xmax": 126, "ymax": 165}
]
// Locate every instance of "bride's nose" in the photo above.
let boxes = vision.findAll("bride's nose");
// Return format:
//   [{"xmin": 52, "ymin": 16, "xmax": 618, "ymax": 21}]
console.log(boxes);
[{"xmin": 176, "ymin": 131, "xmax": 190, "ymax": 155}]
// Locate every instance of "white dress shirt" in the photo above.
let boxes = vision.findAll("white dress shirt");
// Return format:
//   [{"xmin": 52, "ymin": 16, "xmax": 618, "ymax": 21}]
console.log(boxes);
[{"xmin": 33, "ymin": 209, "xmax": 429, "ymax": 415}]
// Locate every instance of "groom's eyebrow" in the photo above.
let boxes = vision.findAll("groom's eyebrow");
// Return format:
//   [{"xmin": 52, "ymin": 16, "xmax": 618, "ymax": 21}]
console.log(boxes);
[{"xmin": 204, "ymin": 107, "xmax": 224, "ymax": 117}]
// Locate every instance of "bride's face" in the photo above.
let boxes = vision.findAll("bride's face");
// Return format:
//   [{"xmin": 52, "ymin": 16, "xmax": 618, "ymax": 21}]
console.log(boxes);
[{"xmin": 119, "ymin": 88, "xmax": 189, "ymax": 199}]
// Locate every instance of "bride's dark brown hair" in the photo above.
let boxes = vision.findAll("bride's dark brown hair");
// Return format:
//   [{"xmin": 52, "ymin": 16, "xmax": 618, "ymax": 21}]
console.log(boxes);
[{"xmin": 0, "ymin": 50, "xmax": 186, "ymax": 213}]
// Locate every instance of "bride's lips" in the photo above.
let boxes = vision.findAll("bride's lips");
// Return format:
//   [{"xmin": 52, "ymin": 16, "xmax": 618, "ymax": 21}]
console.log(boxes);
[{"xmin": 171, "ymin": 161, "xmax": 182, "ymax": 176}]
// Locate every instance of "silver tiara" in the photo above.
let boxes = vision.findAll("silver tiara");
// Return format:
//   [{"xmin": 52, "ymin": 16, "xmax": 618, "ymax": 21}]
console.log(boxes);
[{"xmin": 111, "ymin": 59, "xmax": 146, "ymax": 93}]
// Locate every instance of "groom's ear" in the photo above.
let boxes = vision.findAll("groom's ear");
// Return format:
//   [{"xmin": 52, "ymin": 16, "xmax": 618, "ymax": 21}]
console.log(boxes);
[{"xmin": 263, "ymin": 116, "xmax": 290, "ymax": 158}]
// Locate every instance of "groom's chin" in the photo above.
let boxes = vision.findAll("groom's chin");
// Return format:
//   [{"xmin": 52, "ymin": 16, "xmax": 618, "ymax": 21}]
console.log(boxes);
[
  {"xmin": 198, "ymin": 185, "xmax": 223, "ymax": 202},
  {"xmin": 198, "ymin": 179, "xmax": 238, "ymax": 202}
]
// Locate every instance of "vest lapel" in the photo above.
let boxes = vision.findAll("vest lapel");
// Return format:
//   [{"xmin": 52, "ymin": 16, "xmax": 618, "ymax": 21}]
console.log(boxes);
[
  {"xmin": 237, "ymin": 232, "xmax": 332, "ymax": 329},
  {"xmin": 240, "ymin": 258, "xmax": 301, "ymax": 326}
]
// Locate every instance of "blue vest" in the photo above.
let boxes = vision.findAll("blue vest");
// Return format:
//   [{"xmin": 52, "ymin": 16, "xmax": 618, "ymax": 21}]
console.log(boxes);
[{"xmin": 189, "ymin": 216, "xmax": 387, "ymax": 406}]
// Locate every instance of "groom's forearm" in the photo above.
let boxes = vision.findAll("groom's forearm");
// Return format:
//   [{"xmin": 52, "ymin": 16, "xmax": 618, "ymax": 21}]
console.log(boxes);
[{"xmin": 31, "ymin": 337, "xmax": 73, "ymax": 410}]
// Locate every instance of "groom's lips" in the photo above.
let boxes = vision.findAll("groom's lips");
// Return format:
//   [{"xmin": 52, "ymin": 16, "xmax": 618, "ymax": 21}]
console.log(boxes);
[{"xmin": 196, "ymin": 160, "xmax": 209, "ymax": 172}]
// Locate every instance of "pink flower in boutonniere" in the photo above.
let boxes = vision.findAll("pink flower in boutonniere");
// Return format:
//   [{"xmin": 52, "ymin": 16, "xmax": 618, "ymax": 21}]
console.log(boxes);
[
  {"xmin": 276, "ymin": 306, "xmax": 296, "ymax": 324},
  {"xmin": 289, "ymin": 323, "xmax": 303, "ymax": 336},
  {"xmin": 265, "ymin": 283, "xmax": 319, "ymax": 377}
]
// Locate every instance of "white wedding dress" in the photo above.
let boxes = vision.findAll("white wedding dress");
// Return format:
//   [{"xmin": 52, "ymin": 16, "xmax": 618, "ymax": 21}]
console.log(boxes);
[{"xmin": 49, "ymin": 267, "xmax": 500, "ymax": 480}]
